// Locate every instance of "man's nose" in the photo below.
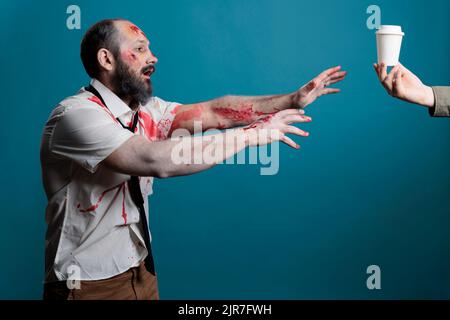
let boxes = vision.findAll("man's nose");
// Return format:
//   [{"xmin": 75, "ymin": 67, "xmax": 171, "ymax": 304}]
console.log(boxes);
[{"xmin": 147, "ymin": 51, "xmax": 158, "ymax": 65}]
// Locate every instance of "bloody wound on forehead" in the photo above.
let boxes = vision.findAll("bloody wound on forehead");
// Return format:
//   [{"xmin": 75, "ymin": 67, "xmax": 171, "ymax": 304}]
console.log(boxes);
[{"xmin": 129, "ymin": 24, "xmax": 146, "ymax": 38}]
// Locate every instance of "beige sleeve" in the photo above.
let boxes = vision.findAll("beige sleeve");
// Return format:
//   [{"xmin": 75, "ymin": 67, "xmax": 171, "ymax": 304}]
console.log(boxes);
[{"xmin": 429, "ymin": 87, "xmax": 450, "ymax": 117}]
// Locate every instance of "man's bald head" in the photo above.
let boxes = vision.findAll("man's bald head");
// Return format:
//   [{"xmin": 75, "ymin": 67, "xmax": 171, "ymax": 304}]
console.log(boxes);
[{"xmin": 80, "ymin": 19, "xmax": 124, "ymax": 79}]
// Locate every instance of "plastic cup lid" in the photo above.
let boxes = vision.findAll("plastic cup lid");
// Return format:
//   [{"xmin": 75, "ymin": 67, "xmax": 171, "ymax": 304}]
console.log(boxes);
[{"xmin": 376, "ymin": 25, "xmax": 405, "ymax": 36}]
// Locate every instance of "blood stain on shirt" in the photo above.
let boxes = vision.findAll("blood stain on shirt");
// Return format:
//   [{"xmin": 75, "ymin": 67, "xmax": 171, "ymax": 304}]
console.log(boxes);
[
  {"xmin": 77, "ymin": 183, "xmax": 123, "ymax": 213},
  {"xmin": 170, "ymin": 104, "xmax": 203, "ymax": 133},
  {"xmin": 126, "ymin": 113, "xmax": 139, "ymax": 133},
  {"xmin": 170, "ymin": 104, "xmax": 182, "ymax": 115},
  {"xmin": 138, "ymin": 110, "xmax": 163, "ymax": 141}
]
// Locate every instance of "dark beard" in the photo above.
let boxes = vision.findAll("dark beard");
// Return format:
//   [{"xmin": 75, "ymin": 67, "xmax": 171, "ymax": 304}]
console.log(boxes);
[{"xmin": 111, "ymin": 57, "xmax": 153, "ymax": 106}]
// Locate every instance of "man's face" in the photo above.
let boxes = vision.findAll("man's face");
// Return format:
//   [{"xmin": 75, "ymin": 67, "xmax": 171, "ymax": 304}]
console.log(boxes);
[{"xmin": 110, "ymin": 21, "xmax": 158, "ymax": 105}]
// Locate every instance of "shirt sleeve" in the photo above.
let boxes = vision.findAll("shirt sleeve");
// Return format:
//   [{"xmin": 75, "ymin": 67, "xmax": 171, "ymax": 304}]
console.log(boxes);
[
  {"xmin": 429, "ymin": 86, "xmax": 450, "ymax": 117},
  {"xmin": 151, "ymin": 97, "xmax": 181, "ymax": 139},
  {"xmin": 49, "ymin": 104, "xmax": 135, "ymax": 173}
]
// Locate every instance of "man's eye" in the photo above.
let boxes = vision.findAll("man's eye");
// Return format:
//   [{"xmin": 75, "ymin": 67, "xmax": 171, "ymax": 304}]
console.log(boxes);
[{"xmin": 137, "ymin": 47, "xmax": 144, "ymax": 52}]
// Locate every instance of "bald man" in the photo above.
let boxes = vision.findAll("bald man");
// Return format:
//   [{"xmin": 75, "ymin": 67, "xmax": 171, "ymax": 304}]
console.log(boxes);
[{"xmin": 41, "ymin": 19, "xmax": 346, "ymax": 300}]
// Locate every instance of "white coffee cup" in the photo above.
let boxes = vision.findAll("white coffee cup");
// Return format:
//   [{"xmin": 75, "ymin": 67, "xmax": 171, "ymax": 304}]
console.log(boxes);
[{"xmin": 376, "ymin": 25, "xmax": 405, "ymax": 66}]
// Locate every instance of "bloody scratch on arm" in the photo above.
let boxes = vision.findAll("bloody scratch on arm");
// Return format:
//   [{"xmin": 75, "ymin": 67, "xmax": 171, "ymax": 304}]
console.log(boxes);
[{"xmin": 169, "ymin": 93, "xmax": 295, "ymax": 134}]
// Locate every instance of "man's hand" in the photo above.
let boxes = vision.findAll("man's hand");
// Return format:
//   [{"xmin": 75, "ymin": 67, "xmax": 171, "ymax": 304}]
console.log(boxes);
[
  {"xmin": 104, "ymin": 109, "xmax": 310, "ymax": 178},
  {"xmin": 243, "ymin": 109, "xmax": 311, "ymax": 149},
  {"xmin": 169, "ymin": 66, "xmax": 345, "ymax": 133},
  {"xmin": 373, "ymin": 62, "xmax": 435, "ymax": 107},
  {"xmin": 292, "ymin": 66, "xmax": 347, "ymax": 108}
]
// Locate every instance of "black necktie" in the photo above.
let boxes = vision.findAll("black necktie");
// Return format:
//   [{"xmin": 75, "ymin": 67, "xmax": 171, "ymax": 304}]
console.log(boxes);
[{"xmin": 85, "ymin": 85, "xmax": 156, "ymax": 276}]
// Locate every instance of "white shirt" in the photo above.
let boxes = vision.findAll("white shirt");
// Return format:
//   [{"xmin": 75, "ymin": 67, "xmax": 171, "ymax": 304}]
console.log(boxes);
[{"xmin": 41, "ymin": 79, "xmax": 180, "ymax": 282}]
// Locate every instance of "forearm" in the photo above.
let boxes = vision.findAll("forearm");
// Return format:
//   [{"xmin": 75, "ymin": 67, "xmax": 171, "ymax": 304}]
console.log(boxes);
[
  {"xmin": 169, "ymin": 93, "xmax": 295, "ymax": 134},
  {"xmin": 105, "ymin": 131, "xmax": 249, "ymax": 178},
  {"xmin": 171, "ymin": 65, "xmax": 345, "ymax": 133},
  {"xmin": 208, "ymin": 93, "xmax": 296, "ymax": 127}
]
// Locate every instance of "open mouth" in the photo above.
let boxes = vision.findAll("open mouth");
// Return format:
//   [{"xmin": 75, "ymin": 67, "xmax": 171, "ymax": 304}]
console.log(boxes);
[{"xmin": 142, "ymin": 66, "xmax": 154, "ymax": 78}]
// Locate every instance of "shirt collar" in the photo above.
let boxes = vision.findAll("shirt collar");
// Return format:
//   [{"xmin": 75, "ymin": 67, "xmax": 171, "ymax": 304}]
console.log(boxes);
[{"xmin": 90, "ymin": 79, "xmax": 134, "ymax": 118}]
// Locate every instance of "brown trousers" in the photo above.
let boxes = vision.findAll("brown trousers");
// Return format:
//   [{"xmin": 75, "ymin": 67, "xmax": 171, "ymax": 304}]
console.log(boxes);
[{"xmin": 43, "ymin": 262, "xmax": 159, "ymax": 300}]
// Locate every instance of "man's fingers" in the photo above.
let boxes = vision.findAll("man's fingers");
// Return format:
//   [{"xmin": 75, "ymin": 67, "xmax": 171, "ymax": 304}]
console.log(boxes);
[
  {"xmin": 303, "ymin": 67, "xmax": 345, "ymax": 91},
  {"xmin": 283, "ymin": 125, "xmax": 309, "ymax": 137},
  {"xmin": 322, "ymin": 65, "xmax": 342, "ymax": 77},
  {"xmin": 280, "ymin": 134, "xmax": 300, "ymax": 149},
  {"xmin": 316, "ymin": 65, "xmax": 342, "ymax": 82},
  {"xmin": 327, "ymin": 71, "xmax": 347, "ymax": 81},
  {"xmin": 321, "ymin": 88, "xmax": 341, "ymax": 95},
  {"xmin": 282, "ymin": 114, "xmax": 312, "ymax": 124},
  {"xmin": 326, "ymin": 76, "xmax": 346, "ymax": 85},
  {"xmin": 277, "ymin": 108, "xmax": 305, "ymax": 118}
]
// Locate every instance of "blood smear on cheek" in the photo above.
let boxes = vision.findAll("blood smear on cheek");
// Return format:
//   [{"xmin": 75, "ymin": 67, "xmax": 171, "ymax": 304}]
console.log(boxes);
[{"xmin": 122, "ymin": 50, "xmax": 138, "ymax": 63}]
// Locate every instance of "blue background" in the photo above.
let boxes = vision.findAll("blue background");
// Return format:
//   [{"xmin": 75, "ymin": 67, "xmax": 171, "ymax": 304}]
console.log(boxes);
[{"xmin": 1, "ymin": 0, "xmax": 449, "ymax": 299}]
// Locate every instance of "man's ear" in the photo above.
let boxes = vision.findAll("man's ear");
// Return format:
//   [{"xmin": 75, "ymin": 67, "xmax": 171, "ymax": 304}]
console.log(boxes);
[{"xmin": 97, "ymin": 48, "xmax": 115, "ymax": 73}]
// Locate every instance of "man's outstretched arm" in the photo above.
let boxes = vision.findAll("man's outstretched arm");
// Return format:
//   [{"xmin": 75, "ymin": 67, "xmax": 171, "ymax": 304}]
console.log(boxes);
[
  {"xmin": 169, "ymin": 66, "xmax": 346, "ymax": 134},
  {"xmin": 104, "ymin": 109, "xmax": 311, "ymax": 178}
]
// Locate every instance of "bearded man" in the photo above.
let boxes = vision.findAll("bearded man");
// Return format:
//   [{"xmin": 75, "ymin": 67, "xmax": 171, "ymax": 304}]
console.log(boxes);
[{"xmin": 40, "ymin": 19, "xmax": 346, "ymax": 300}]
